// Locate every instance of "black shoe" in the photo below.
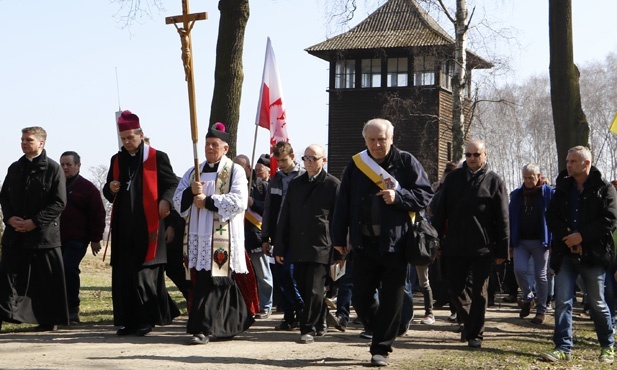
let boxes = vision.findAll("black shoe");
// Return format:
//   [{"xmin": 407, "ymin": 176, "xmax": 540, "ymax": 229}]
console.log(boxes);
[
  {"xmin": 136, "ymin": 325, "xmax": 153, "ymax": 336},
  {"xmin": 360, "ymin": 330, "xmax": 373, "ymax": 340},
  {"xmin": 468, "ymin": 338, "xmax": 482, "ymax": 348},
  {"xmin": 370, "ymin": 354, "xmax": 389, "ymax": 367},
  {"xmin": 315, "ymin": 328, "xmax": 327, "ymax": 337},
  {"xmin": 34, "ymin": 325, "xmax": 57, "ymax": 332},
  {"xmin": 520, "ymin": 300, "xmax": 535, "ymax": 318},
  {"xmin": 333, "ymin": 315, "xmax": 347, "ymax": 332},
  {"xmin": 116, "ymin": 326, "xmax": 137, "ymax": 336},
  {"xmin": 188, "ymin": 333, "xmax": 209, "ymax": 345},
  {"xmin": 503, "ymin": 294, "xmax": 517, "ymax": 303},
  {"xmin": 275, "ymin": 321, "xmax": 296, "ymax": 331}
]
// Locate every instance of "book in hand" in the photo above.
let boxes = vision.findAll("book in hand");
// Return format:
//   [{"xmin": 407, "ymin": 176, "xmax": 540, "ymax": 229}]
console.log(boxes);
[{"xmin": 329, "ymin": 260, "xmax": 346, "ymax": 281}]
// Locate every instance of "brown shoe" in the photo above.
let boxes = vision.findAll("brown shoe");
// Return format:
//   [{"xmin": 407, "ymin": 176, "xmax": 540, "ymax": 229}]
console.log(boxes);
[{"xmin": 530, "ymin": 314, "xmax": 545, "ymax": 325}]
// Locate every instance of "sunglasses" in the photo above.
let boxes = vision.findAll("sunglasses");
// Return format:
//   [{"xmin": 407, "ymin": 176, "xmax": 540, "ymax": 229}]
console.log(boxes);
[
  {"xmin": 464, "ymin": 152, "xmax": 482, "ymax": 158},
  {"xmin": 301, "ymin": 155, "xmax": 324, "ymax": 162}
]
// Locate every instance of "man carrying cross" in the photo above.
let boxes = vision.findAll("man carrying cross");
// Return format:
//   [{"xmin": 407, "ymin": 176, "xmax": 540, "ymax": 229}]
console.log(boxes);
[{"xmin": 173, "ymin": 122, "xmax": 253, "ymax": 345}]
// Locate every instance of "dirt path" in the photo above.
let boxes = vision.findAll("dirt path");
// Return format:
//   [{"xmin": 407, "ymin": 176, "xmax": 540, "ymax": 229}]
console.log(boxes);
[{"xmin": 0, "ymin": 299, "xmax": 549, "ymax": 370}]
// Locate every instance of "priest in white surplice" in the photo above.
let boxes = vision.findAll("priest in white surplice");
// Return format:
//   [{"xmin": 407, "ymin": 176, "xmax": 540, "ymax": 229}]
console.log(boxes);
[{"xmin": 173, "ymin": 122, "xmax": 253, "ymax": 345}]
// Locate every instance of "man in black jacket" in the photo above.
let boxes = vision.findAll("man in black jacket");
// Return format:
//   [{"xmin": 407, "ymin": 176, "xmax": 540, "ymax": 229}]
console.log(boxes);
[
  {"xmin": 275, "ymin": 144, "xmax": 340, "ymax": 344},
  {"xmin": 0, "ymin": 126, "xmax": 68, "ymax": 331},
  {"xmin": 332, "ymin": 119, "xmax": 432, "ymax": 367},
  {"xmin": 540, "ymin": 146, "xmax": 617, "ymax": 364},
  {"xmin": 103, "ymin": 110, "xmax": 179, "ymax": 336},
  {"xmin": 431, "ymin": 139, "xmax": 508, "ymax": 349}
]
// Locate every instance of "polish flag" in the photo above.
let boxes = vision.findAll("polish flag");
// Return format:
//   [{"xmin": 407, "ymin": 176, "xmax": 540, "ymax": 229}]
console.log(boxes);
[{"xmin": 256, "ymin": 37, "xmax": 289, "ymax": 176}]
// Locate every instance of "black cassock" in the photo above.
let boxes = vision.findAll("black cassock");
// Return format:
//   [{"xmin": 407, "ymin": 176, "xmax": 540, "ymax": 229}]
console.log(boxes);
[{"xmin": 104, "ymin": 143, "xmax": 180, "ymax": 329}]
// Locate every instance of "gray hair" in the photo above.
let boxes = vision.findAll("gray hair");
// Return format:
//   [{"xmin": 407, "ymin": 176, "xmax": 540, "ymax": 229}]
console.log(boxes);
[
  {"xmin": 568, "ymin": 145, "xmax": 592, "ymax": 162},
  {"xmin": 522, "ymin": 163, "xmax": 540, "ymax": 176},
  {"xmin": 362, "ymin": 118, "xmax": 394, "ymax": 139}
]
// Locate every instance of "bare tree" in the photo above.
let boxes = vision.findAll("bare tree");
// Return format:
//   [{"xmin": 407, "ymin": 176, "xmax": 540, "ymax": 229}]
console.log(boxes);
[
  {"xmin": 435, "ymin": 0, "xmax": 474, "ymax": 161},
  {"xmin": 549, "ymin": 0, "xmax": 589, "ymax": 170},
  {"xmin": 86, "ymin": 165, "xmax": 113, "ymax": 240}
]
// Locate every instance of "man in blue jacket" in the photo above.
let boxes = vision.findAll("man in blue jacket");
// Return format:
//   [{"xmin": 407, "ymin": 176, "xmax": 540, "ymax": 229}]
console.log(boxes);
[
  {"xmin": 509, "ymin": 163, "xmax": 554, "ymax": 324},
  {"xmin": 332, "ymin": 118, "xmax": 432, "ymax": 367}
]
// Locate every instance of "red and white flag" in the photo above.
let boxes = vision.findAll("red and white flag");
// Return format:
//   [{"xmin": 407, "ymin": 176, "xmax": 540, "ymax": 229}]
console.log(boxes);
[{"xmin": 256, "ymin": 37, "xmax": 289, "ymax": 176}]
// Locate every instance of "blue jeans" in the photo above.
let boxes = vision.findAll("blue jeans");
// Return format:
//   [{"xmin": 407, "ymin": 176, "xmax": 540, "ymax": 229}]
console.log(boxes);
[
  {"xmin": 335, "ymin": 257, "xmax": 353, "ymax": 323},
  {"xmin": 61, "ymin": 240, "xmax": 88, "ymax": 312},
  {"xmin": 400, "ymin": 264, "xmax": 417, "ymax": 330},
  {"xmin": 513, "ymin": 240, "xmax": 549, "ymax": 314},
  {"xmin": 553, "ymin": 255, "xmax": 614, "ymax": 352},
  {"xmin": 249, "ymin": 252, "xmax": 274, "ymax": 312},
  {"xmin": 275, "ymin": 257, "xmax": 304, "ymax": 322}
]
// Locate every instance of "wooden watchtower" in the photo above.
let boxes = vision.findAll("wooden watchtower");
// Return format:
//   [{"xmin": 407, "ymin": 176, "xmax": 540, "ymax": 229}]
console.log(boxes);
[{"xmin": 305, "ymin": 0, "xmax": 492, "ymax": 181}]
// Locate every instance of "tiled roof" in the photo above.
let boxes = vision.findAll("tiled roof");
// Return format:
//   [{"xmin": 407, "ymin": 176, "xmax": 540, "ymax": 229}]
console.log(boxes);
[{"xmin": 306, "ymin": 0, "xmax": 491, "ymax": 68}]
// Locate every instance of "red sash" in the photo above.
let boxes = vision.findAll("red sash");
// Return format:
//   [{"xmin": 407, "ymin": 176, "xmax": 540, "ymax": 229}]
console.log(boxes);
[{"xmin": 113, "ymin": 146, "xmax": 159, "ymax": 262}]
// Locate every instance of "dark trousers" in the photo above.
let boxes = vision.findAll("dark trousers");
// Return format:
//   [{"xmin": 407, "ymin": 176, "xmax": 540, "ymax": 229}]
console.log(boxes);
[
  {"xmin": 274, "ymin": 258, "xmax": 304, "ymax": 323},
  {"xmin": 61, "ymin": 240, "xmax": 88, "ymax": 313},
  {"xmin": 294, "ymin": 262, "xmax": 327, "ymax": 335},
  {"xmin": 353, "ymin": 247, "xmax": 407, "ymax": 356},
  {"xmin": 445, "ymin": 255, "xmax": 492, "ymax": 341},
  {"xmin": 165, "ymin": 246, "xmax": 191, "ymax": 302}
]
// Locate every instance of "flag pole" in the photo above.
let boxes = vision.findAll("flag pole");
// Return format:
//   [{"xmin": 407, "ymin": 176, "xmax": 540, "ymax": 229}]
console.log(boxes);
[{"xmin": 248, "ymin": 125, "xmax": 259, "ymax": 192}]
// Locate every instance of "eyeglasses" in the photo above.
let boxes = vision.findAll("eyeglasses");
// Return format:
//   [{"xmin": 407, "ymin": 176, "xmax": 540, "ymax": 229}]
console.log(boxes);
[
  {"xmin": 301, "ymin": 155, "xmax": 324, "ymax": 162},
  {"xmin": 464, "ymin": 152, "xmax": 482, "ymax": 158}
]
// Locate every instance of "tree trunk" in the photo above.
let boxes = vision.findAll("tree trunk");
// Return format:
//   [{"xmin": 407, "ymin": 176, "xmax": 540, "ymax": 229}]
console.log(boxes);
[
  {"xmin": 549, "ymin": 0, "xmax": 589, "ymax": 171},
  {"xmin": 209, "ymin": 0, "xmax": 249, "ymax": 158},
  {"xmin": 451, "ymin": 0, "xmax": 467, "ymax": 161}
]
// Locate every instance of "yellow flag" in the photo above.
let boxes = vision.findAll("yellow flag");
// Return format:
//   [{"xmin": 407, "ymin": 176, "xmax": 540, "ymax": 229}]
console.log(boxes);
[{"xmin": 610, "ymin": 113, "xmax": 617, "ymax": 135}]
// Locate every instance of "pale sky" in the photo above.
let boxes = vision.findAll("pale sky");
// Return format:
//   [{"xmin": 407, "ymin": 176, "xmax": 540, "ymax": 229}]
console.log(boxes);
[{"xmin": 0, "ymin": 0, "xmax": 616, "ymax": 181}]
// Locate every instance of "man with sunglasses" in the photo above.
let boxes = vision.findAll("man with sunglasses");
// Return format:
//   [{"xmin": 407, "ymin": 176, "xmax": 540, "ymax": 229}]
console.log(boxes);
[
  {"xmin": 274, "ymin": 145, "xmax": 340, "ymax": 344},
  {"xmin": 431, "ymin": 139, "xmax": 509, "ymax": 349}
]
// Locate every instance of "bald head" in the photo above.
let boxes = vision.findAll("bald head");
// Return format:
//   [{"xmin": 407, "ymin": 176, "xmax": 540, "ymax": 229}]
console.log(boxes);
[
  {"xmin": 464, "ymin": 140, "xmax": 487, "ymax": 172},
  {"xmin": 302, "ymin": 144, "xmax": 327, "ymax": 177},
  {"xmin": 233, "ymin": 154, "xmax": 251, "ymax": 179}
]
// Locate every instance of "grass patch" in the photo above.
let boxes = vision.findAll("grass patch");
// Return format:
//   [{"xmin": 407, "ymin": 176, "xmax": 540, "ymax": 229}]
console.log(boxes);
[
  {"xmin": 398, "ymin": 314, "xmax": 615, "ymax": 370},
  {"xmin": 2, "ymin": 252, "xmax": 187, "ymax": 331}
]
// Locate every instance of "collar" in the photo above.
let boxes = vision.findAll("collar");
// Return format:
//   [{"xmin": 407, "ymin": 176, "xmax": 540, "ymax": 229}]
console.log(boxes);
[{"xmin": 308, "ymin": 169, "xmax": 324, "ymax": 182}]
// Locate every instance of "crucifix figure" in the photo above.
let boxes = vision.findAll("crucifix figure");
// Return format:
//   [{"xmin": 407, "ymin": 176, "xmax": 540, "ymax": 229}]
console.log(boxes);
[{"xmin": 165, "ymin": 0, "xmax": 207, "ymax": 180}]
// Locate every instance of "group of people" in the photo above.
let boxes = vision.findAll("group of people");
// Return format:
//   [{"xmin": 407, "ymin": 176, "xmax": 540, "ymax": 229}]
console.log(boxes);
[{"xmin": 0, "ymin": 113, "xmax": 615, "ymax": 367}]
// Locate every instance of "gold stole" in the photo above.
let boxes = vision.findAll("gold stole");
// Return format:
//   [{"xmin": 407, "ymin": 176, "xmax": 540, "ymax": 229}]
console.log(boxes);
[
  {"xmin": 211, "ymin": 156, "xmax": 234, "ymax": 279},
  {"xmin": 352, "ymin": 150, "xmax": 415, "ymax": 223}
]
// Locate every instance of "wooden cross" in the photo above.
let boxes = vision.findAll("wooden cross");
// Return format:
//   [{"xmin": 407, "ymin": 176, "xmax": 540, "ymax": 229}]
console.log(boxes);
[{"xmin": 165, "ymin": 0, "xmax": 207, "ymax": 181}]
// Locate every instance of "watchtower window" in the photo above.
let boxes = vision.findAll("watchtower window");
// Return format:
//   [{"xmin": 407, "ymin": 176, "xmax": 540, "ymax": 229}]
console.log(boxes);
[
  {"xmin": 414, "ymin": 56, "xmax": 435, "ymax": 86},
  {"xmin": 361, "ymin": 59, "xmax": 382, "ymax": 88},
  {"xmin": 334, "ymin": 60, "xmax": 356, "ymax": 89},
  {"xmin": 440, "ymin": 60, "xmax": 452, "ymax": 90},
  {"xmin": 387, "ymin": 57, "xmax": 408, "ymax": 87}
]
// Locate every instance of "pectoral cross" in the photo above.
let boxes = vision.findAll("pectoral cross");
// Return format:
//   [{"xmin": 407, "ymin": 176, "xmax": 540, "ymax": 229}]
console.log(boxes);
[
  {"xmin": 216, "ymin": 224, "xmax": 227, "ymax": 235},
  {"xmin": 166, "ymin": 1, "xmax": 207, "ymax": 181}
]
